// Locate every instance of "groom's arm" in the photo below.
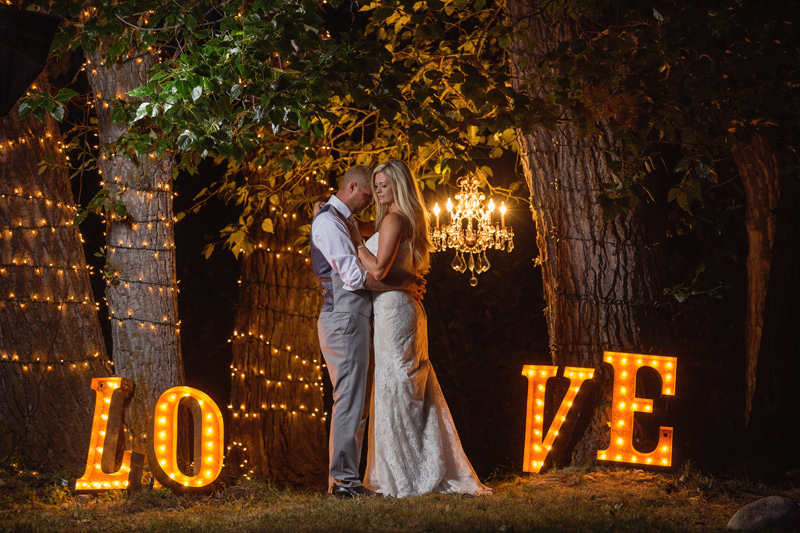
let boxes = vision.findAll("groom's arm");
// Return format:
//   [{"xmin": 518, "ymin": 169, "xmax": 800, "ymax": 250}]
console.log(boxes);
[{"xmin": 312, "ymin": 212, "xmax": 368, "ymax": 291}]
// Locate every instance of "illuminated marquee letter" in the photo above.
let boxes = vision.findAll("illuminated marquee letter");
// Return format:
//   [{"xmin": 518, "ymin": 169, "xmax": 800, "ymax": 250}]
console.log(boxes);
[
  {"xmin": 146, "ymin": 386, "xmax": 224, "ymax": 492},
  {"xmin": 76, "ymin": 377, "xmax": 142, "ymax": 491},
  {"xmin": 598, "ymin": 351, "xmax": 677, "ymax": 467},
  {"xmin": 522, "ymin": 365, "xmax": 594, "ymax": 473}
]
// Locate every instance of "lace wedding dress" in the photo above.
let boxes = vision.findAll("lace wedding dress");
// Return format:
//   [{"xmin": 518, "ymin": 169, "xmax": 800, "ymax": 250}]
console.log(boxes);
[{"xmin": 363, "ymin": 233, "xmax": 490, "ymax": 498}]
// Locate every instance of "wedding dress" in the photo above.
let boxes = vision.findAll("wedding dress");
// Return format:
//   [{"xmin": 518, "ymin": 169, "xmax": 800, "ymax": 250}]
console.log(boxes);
[{"xmin": 363, "ymin": 233, "xmax": 490, "ymax": 498}]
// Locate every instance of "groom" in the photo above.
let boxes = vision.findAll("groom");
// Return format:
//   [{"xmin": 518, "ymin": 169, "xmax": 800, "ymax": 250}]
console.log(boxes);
[{"xmin": 310, "ymin": 165, "xmax": 398, "ymax": 498}]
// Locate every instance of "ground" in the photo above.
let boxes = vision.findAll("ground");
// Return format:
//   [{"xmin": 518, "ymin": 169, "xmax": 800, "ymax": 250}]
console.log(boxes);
[{"xmin": 1, "ymin": 466, "xmax": 797, "ymax": 532}]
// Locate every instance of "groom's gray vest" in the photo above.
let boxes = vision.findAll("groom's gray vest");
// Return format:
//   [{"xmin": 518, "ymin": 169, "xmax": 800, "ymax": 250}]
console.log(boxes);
[{"xmin": 310, "ymin": 203, "xmax": 372, "ymax": 316}]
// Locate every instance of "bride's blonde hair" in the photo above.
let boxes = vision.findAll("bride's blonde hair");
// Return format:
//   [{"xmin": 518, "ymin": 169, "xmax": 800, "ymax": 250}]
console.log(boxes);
[{"xmin": 373, "ymin": 160, "xmax": 432, "ymax": 274}]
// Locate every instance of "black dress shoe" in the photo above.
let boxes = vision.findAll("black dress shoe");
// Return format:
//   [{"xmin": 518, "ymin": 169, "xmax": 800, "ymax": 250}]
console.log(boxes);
[{"xmin": 330, "ymin": 484, "xmax": 377, "ymax": 499}]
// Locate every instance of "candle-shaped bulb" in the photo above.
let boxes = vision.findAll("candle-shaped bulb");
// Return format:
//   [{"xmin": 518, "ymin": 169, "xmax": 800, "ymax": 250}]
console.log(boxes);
[
  {"xmin": 446, "ymin": 198, "xmax": 453, "ymax": 212},
  {"xmin": 433, "ymin": 203, "xmax": 440, "ymax": 216},
  {"xmin": 488, "ymin": 199, "xmax": 495, "ymax": 211},
  {"xmin": 500, "ymin": 202, "xmax": 507, "ymax": 227}
]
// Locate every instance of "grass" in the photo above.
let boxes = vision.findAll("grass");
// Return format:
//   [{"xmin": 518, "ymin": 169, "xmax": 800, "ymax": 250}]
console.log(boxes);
[{"xmin": 1, "ymin": 466, "xmax": 798, "ymax": 532}]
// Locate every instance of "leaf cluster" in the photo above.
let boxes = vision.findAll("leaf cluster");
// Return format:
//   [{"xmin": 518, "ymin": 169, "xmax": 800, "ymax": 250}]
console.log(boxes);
[{"xmin": 57, "ymin": 0, "xmax": 523, "ymax": 256}]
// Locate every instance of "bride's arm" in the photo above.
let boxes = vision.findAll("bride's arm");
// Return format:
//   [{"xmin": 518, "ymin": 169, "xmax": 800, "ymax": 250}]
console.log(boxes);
[
  {"xmin": 364, "ymin": 272, "xmax": 425, "ymax": 301},
  {"xmin": 356, "ymin": 213, "xmax": 404, "ymax": 280}
]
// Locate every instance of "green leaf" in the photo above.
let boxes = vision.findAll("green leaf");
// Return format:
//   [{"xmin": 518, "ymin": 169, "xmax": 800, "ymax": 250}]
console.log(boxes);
[
  {"xmin": 674, "ymin": 157, "xmax": 692, "ymax": 174},
  {"xmin": 111, "ymin": 105, "xmax": 127, "ymax": 123},
  {"xmin": 49, "ymin": 105, "xmax": 65, "ymax": 122},
  {"xmin": 695, "ymin": 160, "xmax": 711, "ymax": 179},
  {"xmin": 55, "ymin": 88, "xmax": 79, "ymax": 102},
  {"xmin": 191, "ymin": 86, "xmax": 203, "ymax": 101},
  {"xmin": 114, "ymin": 202, "xmax": 127, "ymax": 218},
  {"xmin": 108, "ymin": 41, "xmax": 125, "ymax": 62},
  {"xmin": 677, "ymin": 192, "xmax": 691, "ymax": 213},
  {"xmin": 373, "ymin": 6, "xmax": 395, "ymax": 25},
  {"xmin": 261, "ymin": 218, "xmax": 274, "ymax": 233},
  {"xmin": 128, "ymin": 86, "xmax": 150, "ymax": 98},
  {"xmin": 667, "ymin": 188, "xmax": 680, "ymax": 202},
  {"xmin": 177, "ymin": 130, "xmax": 196, "ymax": 151},
  {"xmin": 134, "ymin": 102, "xmax": 150, "ymax": 121}
]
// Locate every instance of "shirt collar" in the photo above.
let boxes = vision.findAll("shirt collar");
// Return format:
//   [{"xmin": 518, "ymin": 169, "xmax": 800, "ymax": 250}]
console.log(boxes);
[{"xmin": 327, "ymin": 194, "xmax": 353, "ymax": 219}]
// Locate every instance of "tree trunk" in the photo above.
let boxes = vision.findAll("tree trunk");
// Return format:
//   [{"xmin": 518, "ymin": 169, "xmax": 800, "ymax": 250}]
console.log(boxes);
[
  {"xmin": 85, "ymin": 49, "xmax": 184, "ymax": 453},
  {"xmin": 0, "ymin": 74, "xmax": 111, "ymax": 472},
  {"xmin": 228, "ymin": 176, "xmax": 326, "ymax": 488},
  {"xmin": 745, "ymin": 158, "xmax": 800, "ymax": 467},
  {"xmin": 731, "ymin": 134, "xmax": 781, "ymax": 426},
  {"xmin": 505, "ymin": 1, "xmax": 668, "ymax": 464}
]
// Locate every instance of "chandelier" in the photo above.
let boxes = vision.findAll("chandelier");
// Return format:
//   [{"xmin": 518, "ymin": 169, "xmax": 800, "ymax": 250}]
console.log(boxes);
[{"xmin": 430, "ymin": 174, "xmax": 514, "ymax": 286}]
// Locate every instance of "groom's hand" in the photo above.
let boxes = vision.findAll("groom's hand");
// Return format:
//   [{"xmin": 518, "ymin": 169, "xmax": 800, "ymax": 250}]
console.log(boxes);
[{"xmin": 401, "ymin": 275, "xmax": 426, "ymax": 303}]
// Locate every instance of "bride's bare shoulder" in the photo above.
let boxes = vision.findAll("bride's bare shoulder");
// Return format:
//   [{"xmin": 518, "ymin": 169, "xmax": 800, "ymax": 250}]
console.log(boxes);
[{"xmin": 381, "ymin": 212, "xmax": 407, "ymax": 233}]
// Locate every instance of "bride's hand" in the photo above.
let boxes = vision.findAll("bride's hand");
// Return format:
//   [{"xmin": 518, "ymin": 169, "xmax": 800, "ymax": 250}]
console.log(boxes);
[{"xmin": 312, "ymin": 201, "xmax": 325, "ymax": 216}]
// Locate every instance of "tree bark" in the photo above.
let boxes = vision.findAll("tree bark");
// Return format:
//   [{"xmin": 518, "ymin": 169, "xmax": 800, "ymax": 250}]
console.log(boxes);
[
  {"xmin": 745, "ymin": 158, "xmax": 800, "ymax": 466},
  {"xmin": 85, "ymin": 48, "xmax": 184, "ymax": 453},
  {"xmin": 228, "ymin": 177, "xmax": 326, "ymax": 488},
  {"xmin": 505, "ymin": 1, "xmax": 668, "ymax": 464},
  {"xmin": 731, "ymin": 134, "xmax": 781, "ymax": 426},
  {"xmin": 0, "ymin": 74, "xmax": 111, "ymax": 472}
]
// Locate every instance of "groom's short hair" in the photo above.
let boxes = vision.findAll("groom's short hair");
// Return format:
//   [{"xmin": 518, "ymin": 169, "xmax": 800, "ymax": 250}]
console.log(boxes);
[{"xmin": 339, "ymin": 164, "xmax": 373, "ymax": 190}]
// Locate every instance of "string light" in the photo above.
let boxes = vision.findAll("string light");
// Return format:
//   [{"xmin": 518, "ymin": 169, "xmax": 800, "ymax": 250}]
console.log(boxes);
[{"xmin": 0, "ymin": 359, "xmax": 112, "ymax": 375}]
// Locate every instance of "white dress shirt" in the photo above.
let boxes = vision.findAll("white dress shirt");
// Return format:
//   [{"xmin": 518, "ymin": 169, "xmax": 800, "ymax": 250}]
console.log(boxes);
[{"xmin": 311, "ymin": 195, "xmax": 367, "ymax": 291}]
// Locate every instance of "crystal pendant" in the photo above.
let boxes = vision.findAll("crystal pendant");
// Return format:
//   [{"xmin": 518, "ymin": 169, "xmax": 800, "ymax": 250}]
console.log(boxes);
[
  {"xmin": 479, "ymin": 252, "xmax": 490, "ymax": 274},
  {"xmin": 468, "ymin": 253, "xmax": 475, "ymax": 273},
  {"xmin": 451, "ymin": 252, "xmax": 466, "ymax": 273}
]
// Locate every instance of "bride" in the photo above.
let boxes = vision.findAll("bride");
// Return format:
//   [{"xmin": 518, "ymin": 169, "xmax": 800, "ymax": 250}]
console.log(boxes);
[{"xmin": 355, "ymin": 160, "xmax": 491, "ymax": 498}]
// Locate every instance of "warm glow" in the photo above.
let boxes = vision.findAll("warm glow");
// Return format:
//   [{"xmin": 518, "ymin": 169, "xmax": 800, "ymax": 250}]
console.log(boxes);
[
  {"xmin": 146, "ymin": 386, "xmax": 224, "ymax": 492},
  {"xmin": 597, "ymin": 351, "xmax": 677, "ymax": 468},
  {"xmin": 76, "ymin": 378, "xmax": 137, "ymax": 491},
  {"xmin": 521, "ymin": 365, "xmax": 594, "ymax": 474}
]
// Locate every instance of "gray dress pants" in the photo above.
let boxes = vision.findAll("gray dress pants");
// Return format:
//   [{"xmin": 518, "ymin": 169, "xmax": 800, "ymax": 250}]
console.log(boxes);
[{"xmin": 318, "ymin": 310, "xmax": 371, "ymax": 489}]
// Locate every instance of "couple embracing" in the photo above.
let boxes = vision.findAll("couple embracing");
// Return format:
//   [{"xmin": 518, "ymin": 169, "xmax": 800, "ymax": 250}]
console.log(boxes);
[{"xmin": 310, "ymin": 160, "xmax": 491, "ymax": 499}]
